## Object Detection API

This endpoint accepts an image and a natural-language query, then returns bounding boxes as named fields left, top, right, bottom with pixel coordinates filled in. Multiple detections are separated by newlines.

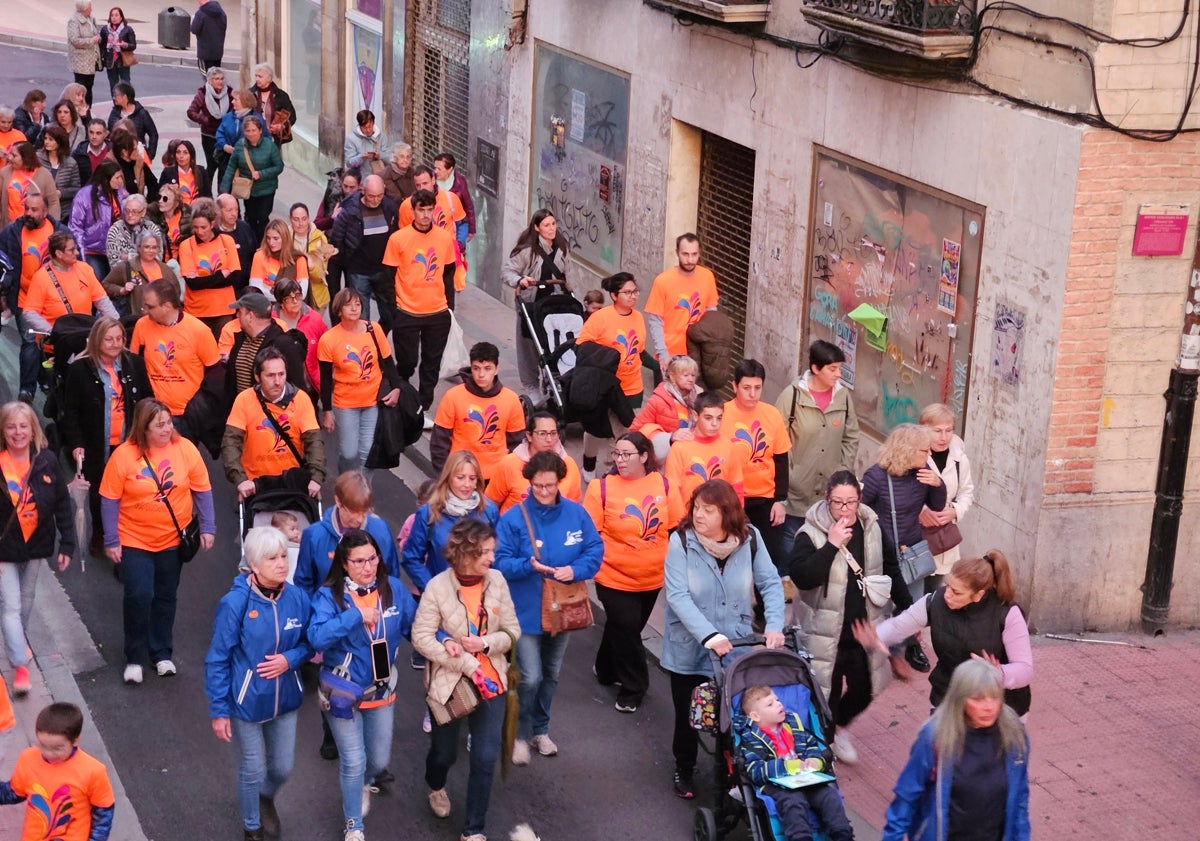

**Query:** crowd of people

left=0, top=24, right=1033, bottom=841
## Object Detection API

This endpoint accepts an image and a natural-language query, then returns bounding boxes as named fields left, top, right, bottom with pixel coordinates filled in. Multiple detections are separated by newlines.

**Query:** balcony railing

left=802, top=0, right=977, bottom=59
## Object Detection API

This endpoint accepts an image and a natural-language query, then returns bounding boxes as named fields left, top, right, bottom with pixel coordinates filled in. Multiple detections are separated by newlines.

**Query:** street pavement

left=2, top=30, right=1200, bottom=841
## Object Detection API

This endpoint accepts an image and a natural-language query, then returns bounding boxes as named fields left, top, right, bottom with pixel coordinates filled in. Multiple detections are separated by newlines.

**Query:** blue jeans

left=780, top=513, right=806, bottom=562
left=516, top=632, right=569, bottom=739
left=327, top=702, right=394, bottom=830
left=332, top=405, right=379, bottom=474
left=425, top=694, right=505, bottom=836
left=119, top=545, right=182, bottom=665
left=105, top=64, right=131, bottom=95
left=345, top=271, right=394, bottom=337
left=231, top=710, right=298, bottom=831
left=0, top=560, right=41, bottom=666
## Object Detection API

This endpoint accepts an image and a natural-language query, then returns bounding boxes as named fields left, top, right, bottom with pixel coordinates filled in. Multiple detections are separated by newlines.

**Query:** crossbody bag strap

left=140, top=453, right=185, bottom=541
left=242, top=142, right=257, bottom=178
left=886, top=474, right=902, bottom=550
left=788, top=385, right=799, bottom=429
left=254, top=388, right=304, bottom=468
left=516, top=501, right=542, bottom=565
left=44, top=266, right=75, bottom=314
left=364, top=322, right=389, bottom=396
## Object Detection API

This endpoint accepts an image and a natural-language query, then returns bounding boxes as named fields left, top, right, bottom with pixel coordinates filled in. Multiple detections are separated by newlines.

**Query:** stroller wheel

left=694, top=807, right=718, bottom=841
left=519, top=394, right=535, bottom=423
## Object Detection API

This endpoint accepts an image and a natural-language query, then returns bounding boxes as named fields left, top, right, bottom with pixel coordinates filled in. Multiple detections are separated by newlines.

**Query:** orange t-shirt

left=6, top=168, right=37, bottom=221
left=24, top=262, right=107, bottom=328
left=102, top=361, right=125, bottom=446
left=576, top=305, right=646, bottom=397
left=17, top=220, right=53, bottom=307
left=583, top=471, right=681, bottom=592
left=381, top=224, right=456, bottom=315
left=226, top=386, right=319, bottom=480
left=644, top=265, right=719, bottom=357
left=458, top=581, right=503, bottom=694
left=0, top=451, right=38, bottom=541
left=349, top=589, right=397, bottom=709
left=178, top=233, right=241, bottom=317
left=398, top=189, right=466, bottom=233
left=317, top=321, right=391, bottom=409
left=99, top=437, right=211, bottom=552
left=722, top=399, right=791, bottom=500
left=664, top=435, right=745, bottom=513
left=176, top=168, right=198, bottom=205
left=9, top=746, right=115, bottom=841
left=433, top=383, right=525, bottom=481
left=130, top=312, right=221, bottom=415
left=0, top=127, right=27, bottom=154
left=484, top=451, right=583, bottom=513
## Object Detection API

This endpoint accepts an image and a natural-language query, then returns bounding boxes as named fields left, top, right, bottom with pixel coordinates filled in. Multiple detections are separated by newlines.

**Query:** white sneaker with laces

left=422, top=710, right=432, bottom=733
left=582, top=469, right=595, bottom=483
left=511, top=739, right=531, bottom=766
left=344, top=829, right=366, bottom=841
left=155, top=659, right=177, bottom=676
left=530, top=734, right=558, bottom=756
left=831, top=732, right=858, bottom=765
left=123, top=664, right=143, bottom=684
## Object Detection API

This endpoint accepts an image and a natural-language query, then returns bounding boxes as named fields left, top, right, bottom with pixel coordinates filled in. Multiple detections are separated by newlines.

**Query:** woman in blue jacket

left=660, top=478, right=785, bottom=800
left=309, top=529, right=415, bottom=841
left=882, top=658, right=1031, bottom=841
left=493, top=451, right=603, bottom=765
left=205, top=526, right=312, bottom=841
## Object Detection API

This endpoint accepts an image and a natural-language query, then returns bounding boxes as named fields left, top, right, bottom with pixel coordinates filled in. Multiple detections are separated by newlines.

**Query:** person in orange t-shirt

left=398, top=165, right=466, bottom=237
left=430, top=342, right=525, bottom=482
left=99, top=399, right=214, bottom=682
left=381, top=189, right=456, bottom=412
left=178, top=197, right=241, bottom=338
left=222, top=348, right=325, bottom=500
left=485, top=411, right=582, bottom=513
left=22, top=231, right=118, bottom=334
left=722, top=359, right=792, bottom=566
left=0, top=108, right=27, bottom=155
left=644, top=233, right=719, bottom=365
left=1, top=702, right=116, bottom=841
left=249, top=218, right=309, bottom=298
left=4, top=192, right=63, bottom=402
left=129, top=278, right=221, bottom=417
left=664, top=392, right=745, bottom=516
left=582, top=431, right=682, bottom=712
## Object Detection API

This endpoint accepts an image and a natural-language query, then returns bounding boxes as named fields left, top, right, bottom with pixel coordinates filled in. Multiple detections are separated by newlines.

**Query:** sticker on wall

left=992, top=302, right=1025, bottom=386
left=938, top=238, right=960, bottom=316
left=570, top=89, right=586, bottom=142
left=550, top=116, right=566, bottom=161
left=835, top=320, right=858, bottom=390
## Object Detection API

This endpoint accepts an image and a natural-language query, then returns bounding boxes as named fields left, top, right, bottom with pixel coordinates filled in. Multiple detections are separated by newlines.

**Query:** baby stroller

left=41, top=313, right=95, bottom=455
left=694, top=628, right=836, bottom=841
left=518, top=283, right=584, bottom=414
left=238, top=486, right=322, bottom=583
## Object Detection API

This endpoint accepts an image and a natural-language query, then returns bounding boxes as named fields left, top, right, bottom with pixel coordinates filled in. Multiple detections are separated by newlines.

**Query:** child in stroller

left=736, top=685, right=855, bottom=841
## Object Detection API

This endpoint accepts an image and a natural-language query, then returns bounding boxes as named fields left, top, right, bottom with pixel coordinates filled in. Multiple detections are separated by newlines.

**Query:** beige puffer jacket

left=412, top=568, right=519, bottom=705
left=67, top=14, right=101, bottom=76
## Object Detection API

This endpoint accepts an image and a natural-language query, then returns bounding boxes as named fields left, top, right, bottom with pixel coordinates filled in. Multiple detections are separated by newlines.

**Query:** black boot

left=905, top=642, right=931, bottom=673
left=243, top=829, right=264, bottom=841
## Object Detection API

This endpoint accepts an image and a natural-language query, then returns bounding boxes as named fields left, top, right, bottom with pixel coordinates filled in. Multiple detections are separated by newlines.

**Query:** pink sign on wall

left=1133, top=204, right=1190, bottom=256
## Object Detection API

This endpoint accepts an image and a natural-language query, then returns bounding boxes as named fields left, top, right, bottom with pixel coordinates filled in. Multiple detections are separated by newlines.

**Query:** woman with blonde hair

left=59, top=82, right=92, bottom=123
left=881, top=658, right=1030, bottom=841
left=250, top=217, right=308, bottom=298
left=630, top=354, right=700, bottom=462
left=861, top=423, right=946, bottom=675
left=918, top=403, right=975, bottom=589
left=0, top=401, right=75, bottom=697
left=147, top=183, right=192, bottom=262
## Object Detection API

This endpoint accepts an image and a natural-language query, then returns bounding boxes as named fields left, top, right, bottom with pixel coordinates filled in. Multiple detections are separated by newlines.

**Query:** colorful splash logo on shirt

left=344, top=344, right=376, bottom=380
left=256, top=411, right=293, bottom=453
left=24, top=238, right=49, bottom=265
left=731, top=421, right=768, bottom=463
left=9, top=175, right=33, bottom=202
left=414, top=247, right=441, bottom=283
left=688, top=456, right=725, bottom=482
left=155, top=341, right=176, bottom=369
left=137, top=458, right=176, bottom=501
left=197, top=252, right=222, bottom=275
left=619, top=494, right=663, bottom=541
left=675, top=291, right=704, bottom=324
left=615, top=330, right=641, bottom=366
left=28, top=781, right=75, bottom=839
left=464, top=403, right=500, bottom=444
left=431, top=204, right=449, bottom=230
left=5, top=476, right=32, bottom=519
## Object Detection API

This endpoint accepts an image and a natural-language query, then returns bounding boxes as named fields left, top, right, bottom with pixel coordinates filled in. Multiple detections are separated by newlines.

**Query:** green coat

left=774, top=372, right=860, bottom=517
left=221, top=135, right=284, bottom=197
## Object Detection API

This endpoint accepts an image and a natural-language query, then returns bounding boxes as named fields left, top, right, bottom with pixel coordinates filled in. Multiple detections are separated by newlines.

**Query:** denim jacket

left=660, top=526, right=784, bottom=676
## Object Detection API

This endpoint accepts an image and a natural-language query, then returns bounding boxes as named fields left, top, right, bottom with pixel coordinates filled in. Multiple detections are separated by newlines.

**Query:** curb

left=0, top=30, right=241, bottom=71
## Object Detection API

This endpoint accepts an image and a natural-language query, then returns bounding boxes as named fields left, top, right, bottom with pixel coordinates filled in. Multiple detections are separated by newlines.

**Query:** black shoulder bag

left=140, top=454, right=202, bottom=562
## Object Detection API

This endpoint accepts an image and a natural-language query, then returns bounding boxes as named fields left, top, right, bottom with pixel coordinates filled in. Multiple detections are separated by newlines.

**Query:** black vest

left=927, top=587, right=1032, bottom=715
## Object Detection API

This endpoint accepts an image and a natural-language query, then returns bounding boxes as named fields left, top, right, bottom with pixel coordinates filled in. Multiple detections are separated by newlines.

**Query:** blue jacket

left=735, top=710, right=827, bottom=786
left=401, top=500, right=499, bottom=592
left=493, top=495, right=604, bottom=634
left=308, top=576, right=416, bottom=691
left=214, top=108, right=260, bottom=154
left=660, top=526, right=785, bottom=676
left=882, top=719, right=1031, bottom=841
left=204, top=575, right=312, bottom=723
left=294, top=507, right=400, bottom=594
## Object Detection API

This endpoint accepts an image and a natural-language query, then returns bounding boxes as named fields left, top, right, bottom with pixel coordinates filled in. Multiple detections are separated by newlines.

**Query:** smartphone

left=370, top=638, right=391, bottom=684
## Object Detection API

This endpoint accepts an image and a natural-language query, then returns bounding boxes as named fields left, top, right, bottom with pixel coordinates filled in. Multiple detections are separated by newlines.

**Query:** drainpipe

left=1140, top=249, right=1200, bottom=634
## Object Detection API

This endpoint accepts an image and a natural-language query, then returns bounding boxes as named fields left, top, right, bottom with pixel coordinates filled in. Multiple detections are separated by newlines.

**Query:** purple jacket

left=450, top=170, right=476, bottom=236
left=70, top=184, right=131, bottom=256
left=861, top=464, right=947, bottom=549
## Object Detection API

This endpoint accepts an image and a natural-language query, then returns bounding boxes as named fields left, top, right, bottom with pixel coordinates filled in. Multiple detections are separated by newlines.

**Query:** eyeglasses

left=284, top=291, right=303, bottom=300
left=611, top=450, right=639, bottom=460
left=617, top=288, right=639, bottom=297
left=346, top=553, right=379, bottom=567
left=530, top=482, right=559, bottom=492
left=530, top=429, right=559, bottom=439
left=828, top=498, right=859, bottom=509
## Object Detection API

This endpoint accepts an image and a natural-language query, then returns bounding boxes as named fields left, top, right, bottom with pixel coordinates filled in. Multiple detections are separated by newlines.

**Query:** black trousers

left=392, top=308, right=451, bottom=410
left=74, top=72, right=95, bottom=106
left=668, top=671, right=706, bottom=776
left=828, top=640, right=873, bottom=730
left=744, top=496, right=786, bottom=570
left=199, top=134, right=218, bottom=193
left=244, top=193, right=274, bottom=243
left=594, top=583, right=659, bottom=706
left=762, top=782, right=854, bottom=841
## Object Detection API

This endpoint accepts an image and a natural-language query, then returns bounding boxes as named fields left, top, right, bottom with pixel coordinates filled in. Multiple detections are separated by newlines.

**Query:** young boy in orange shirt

left=430, top=342, right=525, bottom=482
left=0, top=702, right=116, bottom=841
left=664, top=391, right=744, bottom=512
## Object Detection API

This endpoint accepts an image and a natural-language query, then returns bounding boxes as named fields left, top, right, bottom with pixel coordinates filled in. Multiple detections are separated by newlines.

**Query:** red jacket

left=630, top=382, right=694, bottom=439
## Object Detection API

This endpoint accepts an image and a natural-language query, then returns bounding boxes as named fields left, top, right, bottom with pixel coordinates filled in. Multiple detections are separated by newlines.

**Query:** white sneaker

left=123, top=664, right=143, bottom=684
left=361, top=784, right=378, bottom=817
left=344, top=829, right=365, bottom=841
left=422, top=710, right=432, bottom=733
left=155, top=659, right=177, bottom=676
left=582, top=469, right=595, bottom=483
left=530, top=734, right=558, bottom=756
left=831, top=732, right=858, bottom=765
left=511, top=738, right=531, bottom=766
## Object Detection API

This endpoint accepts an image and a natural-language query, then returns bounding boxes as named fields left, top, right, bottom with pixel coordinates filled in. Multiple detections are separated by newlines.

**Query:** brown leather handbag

left=518, top=502, right=594, bottom=635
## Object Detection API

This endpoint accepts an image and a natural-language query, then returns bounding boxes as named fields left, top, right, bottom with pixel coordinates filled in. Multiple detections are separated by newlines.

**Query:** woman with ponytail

left=854, top=549, right=1033, bottom=716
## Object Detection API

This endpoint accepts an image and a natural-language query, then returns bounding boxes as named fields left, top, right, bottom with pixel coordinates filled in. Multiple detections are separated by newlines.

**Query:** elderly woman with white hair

left=185, top=66, right=230, bottom=193
left=102, top=230, right=177, bottom=317
left=250, top=63, right=296, bottom=147
left=382, top=142, right=414, bottom=203
left=630, top=354, right=701, bottom=462
left=66, top=1, right=102, bottom=107
left=105, top=192, right=162, bottom=267
left=205, top=526, right=312, bottom=841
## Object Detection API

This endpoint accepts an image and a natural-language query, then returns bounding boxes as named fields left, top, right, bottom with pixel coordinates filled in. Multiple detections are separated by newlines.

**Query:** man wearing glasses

left=485, top=411, right=583, bottom=512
